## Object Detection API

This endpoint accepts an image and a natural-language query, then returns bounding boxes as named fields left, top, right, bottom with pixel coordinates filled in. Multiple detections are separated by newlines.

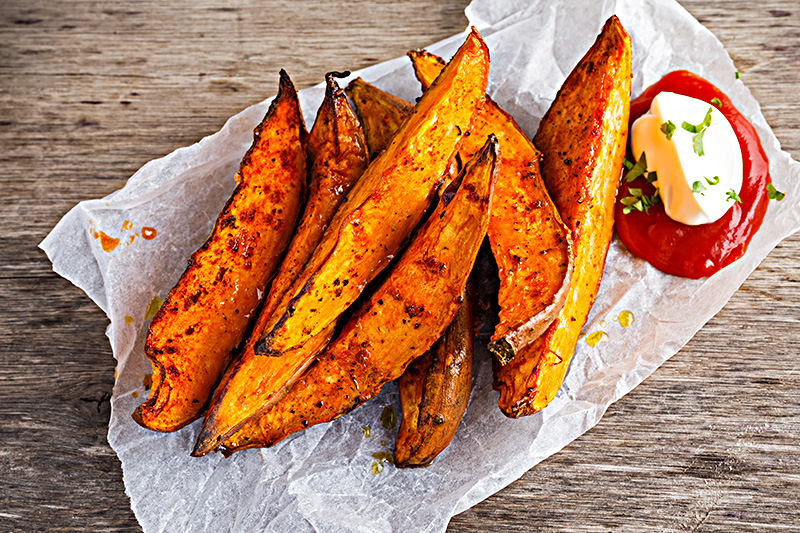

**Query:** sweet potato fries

left=135, top=18, right=632, bottom=463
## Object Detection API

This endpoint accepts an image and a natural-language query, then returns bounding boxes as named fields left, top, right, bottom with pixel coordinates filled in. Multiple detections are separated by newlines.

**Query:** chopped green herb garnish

left=705, top=175, right=720, bottom=186
left=692, top=127, right=707, bottom=156
left=362, top=426, right=371, bottom=438
left=767, top=183, right=785, bottom=201
left=701, top=108, right=713, bottom=128
left=624, top=152, right=648, bottom=182
left=735, top=71, right=741, bottom=79
left=660, top=120, right=676, bottom=140
left=681, top=108, right=713, bottom=156
left=620, top=195, right=639, bottom=207
left=681, top=108, right=712, bottom=133
left=621, top=186, right=660, bottom=215
left=711, top=97, right=722, bottom=108
left=726, top=189, right=742, bottom=203
left=691, top=181, right=707, bottom=195
left=646, top=171, right=658, bottom=184
left=622, top=157, right=634, bottom=171
left=621, top=201, right=642, bottom=215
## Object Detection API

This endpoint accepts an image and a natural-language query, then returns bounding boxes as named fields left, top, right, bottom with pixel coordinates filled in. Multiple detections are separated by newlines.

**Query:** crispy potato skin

left=345, top=78, right=413, bottom=158
left=132, top=71, right=306, bottom=432
left=395, top=281, right=476, bottom=468
left=493, top=16, right=631, bottom=417
left=192, top=31, right=490, bottom=455
left=408, top=49, right=573, bottom=364
left=253, top=29, right=489, bottom=359
left=408, top=49, right=446, bottom=92
left=262, top=72, right=369, bottom=327
left=216, top=80, right=411, bottom=454
left=191, top=74, right=367, bottom=455
left=217, top=137, right=499, bottom=455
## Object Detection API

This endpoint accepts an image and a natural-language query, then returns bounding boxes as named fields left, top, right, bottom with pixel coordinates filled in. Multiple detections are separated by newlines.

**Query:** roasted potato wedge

left=214, top=136, right=499, bottom=455
left=261, top=71, right=369, bottom=327
left=408, top=49, right=573, bottom=364
left=253, top=29, right=490, bottom=359
left=345, top=77, right=413, bottom=158
left=493, top=15, right=632, bottom=417
left=395, top=280, right=476, bottom=468
left=132, top=71, right=307, bottom=432
left=192, top=30, right=490, bottom=455
left=192, top=72, right=368, bottom=456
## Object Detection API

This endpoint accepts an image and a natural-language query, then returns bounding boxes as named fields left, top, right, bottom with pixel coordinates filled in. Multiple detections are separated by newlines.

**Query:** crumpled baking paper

left=40, top=0, right=800, bottom=531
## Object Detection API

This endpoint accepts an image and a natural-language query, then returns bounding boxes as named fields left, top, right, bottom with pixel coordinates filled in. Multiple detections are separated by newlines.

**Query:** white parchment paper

left=40, top=0, right=800, bottom=531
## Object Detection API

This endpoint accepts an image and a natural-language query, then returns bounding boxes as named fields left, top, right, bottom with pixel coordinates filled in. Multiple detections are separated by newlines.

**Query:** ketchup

left=614, top=70, right=770, bottom=279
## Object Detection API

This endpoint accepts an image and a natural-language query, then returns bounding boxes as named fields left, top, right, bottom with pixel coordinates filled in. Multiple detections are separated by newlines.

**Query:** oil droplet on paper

left=381, top=405, right=397, bottom=429
left=142, top=226, right=158, bottom=240
left=362, top=426, right=371, bottom=438
left=370, top=451, right=394, bottom=475
left=586, top=331, right=608, bottom=347
left=619, top=310, right=634, bottom=328
left=142, top=374, right=152, bottom=390
left=121, top=220, right=133, bottom=231
left=132, top=391, right=139, bottom=398
left=124, top=315, right=134, bottom=325
left=372, top=451, right=394, bottom=464
left=145, top=296, right=162, bottom=320
left=600, top=320, right=607, bottom=327
left=99, top=231, right=120, bottom=252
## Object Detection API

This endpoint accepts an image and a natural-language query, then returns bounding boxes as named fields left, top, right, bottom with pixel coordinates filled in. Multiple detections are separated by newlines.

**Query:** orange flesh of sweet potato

left=191, top=73, right=368, bottom=455
left=345, top=78, right=413, bottom=158
left=216, top=137, right=498, bottom=455
left=395, top=281, right=476, bottom=468
left=192, top=30, right=490, bottom=455
left=408, top=49, right=573, bottom=364
left=492, top=15, right=632, bottom=417
left=214, top=80, right=414, bottom=454
left=132, top=71, right=307, bottom=432
left=253, top=29, right=489, bottom=358
left=261, top=72, right=369, bottom=327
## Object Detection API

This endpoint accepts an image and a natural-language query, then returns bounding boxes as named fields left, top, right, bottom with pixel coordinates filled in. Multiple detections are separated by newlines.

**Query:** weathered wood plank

left=0, top=1, right=797, bottom=531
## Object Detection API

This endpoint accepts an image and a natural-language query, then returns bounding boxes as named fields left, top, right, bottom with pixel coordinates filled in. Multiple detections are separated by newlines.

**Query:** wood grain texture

left=0, top=1, right=797, bottom=531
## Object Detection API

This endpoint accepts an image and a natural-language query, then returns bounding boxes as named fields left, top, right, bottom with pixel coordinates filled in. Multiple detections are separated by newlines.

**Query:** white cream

left=631, top=91, right=743, bottom=226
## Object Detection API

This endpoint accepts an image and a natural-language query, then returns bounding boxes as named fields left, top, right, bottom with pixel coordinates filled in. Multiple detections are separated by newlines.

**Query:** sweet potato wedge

left=493, top=15, right=632, bottom=417
left=261, top=71, right=369, bottom=327
left=408, top=49, right=573, bottom=364
left=253, top=29, right=489, bottom=359
left=347, top=78, right=464, bottom=188
left=395, top=280, right=476, bottom=468
left=191, top=72, right=368, bottom=455
left=345, top=77, right=412, bottom=158
left=132, top=71, right=306, bottom=432
left=192, top=30, right=490, bottom=455
left=213, top=136, right=499, bottom=455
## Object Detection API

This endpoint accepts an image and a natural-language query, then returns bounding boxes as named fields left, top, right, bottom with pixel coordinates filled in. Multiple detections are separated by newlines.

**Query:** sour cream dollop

left=631, top=91, right=743, bottom=226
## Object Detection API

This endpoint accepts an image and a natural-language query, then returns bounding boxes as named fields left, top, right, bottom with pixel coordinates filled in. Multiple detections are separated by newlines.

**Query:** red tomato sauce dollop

left=614, top=70, right=770, bottom=279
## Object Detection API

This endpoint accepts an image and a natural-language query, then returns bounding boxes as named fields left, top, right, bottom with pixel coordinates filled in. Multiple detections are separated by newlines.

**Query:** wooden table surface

left=2, top=1, right=798, bottom=531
